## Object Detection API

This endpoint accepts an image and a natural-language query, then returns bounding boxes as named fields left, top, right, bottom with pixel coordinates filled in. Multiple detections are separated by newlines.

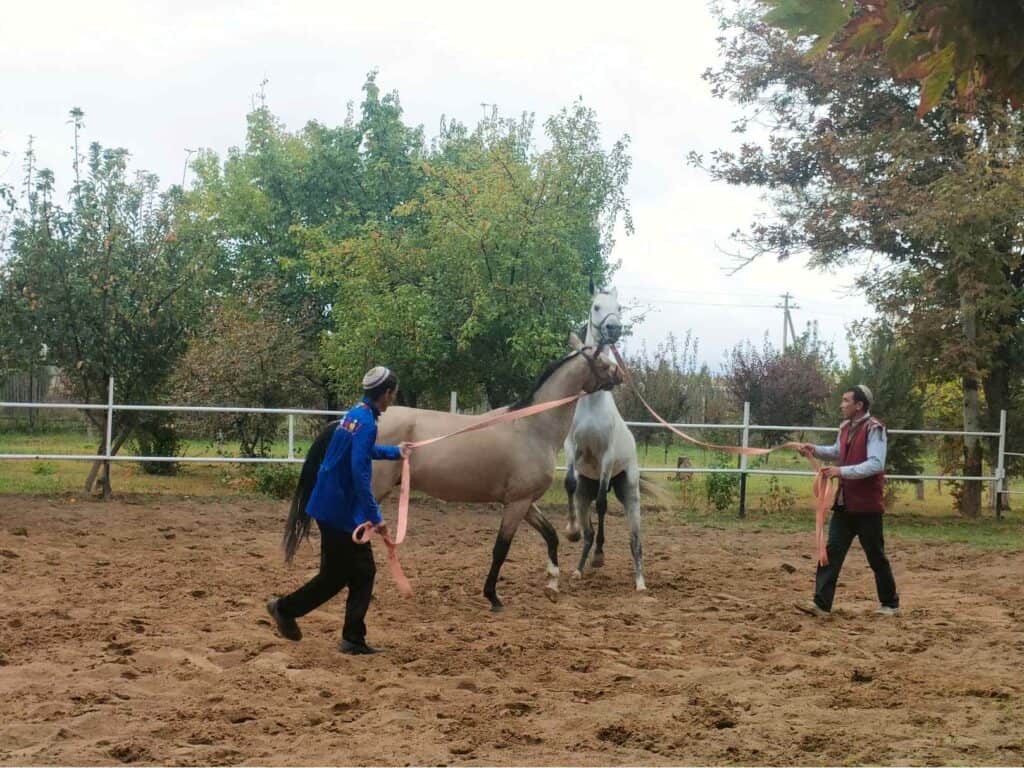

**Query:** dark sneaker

left=339, top=639, right=379, bottom=655
left=266, top=597, right=302, bottom=641
left=794, top=600, right=830, bottom=618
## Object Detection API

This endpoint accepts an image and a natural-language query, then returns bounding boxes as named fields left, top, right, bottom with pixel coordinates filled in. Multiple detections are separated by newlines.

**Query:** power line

left=628, top=296, right=867, bottom=319
left=618, top=284, right=869, bottom=310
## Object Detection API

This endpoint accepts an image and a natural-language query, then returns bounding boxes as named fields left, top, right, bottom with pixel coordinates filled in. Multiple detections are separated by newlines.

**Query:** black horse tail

left=282, top=419, right=338, bottom=564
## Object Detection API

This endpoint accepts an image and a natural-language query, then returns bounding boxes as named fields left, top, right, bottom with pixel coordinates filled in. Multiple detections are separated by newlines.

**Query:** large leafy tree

left=181, top=72, right=426, bottom=410
left=1, top=111, right=208, bottom=496
left=761, top=0, right=1024, bottom=116
left=695, top=1, right=1024, bottom=515
left=317, top=102, right=632, bottom=407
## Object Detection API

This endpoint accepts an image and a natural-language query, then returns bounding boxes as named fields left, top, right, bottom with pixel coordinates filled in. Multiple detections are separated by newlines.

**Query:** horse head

left=588, top=283, right=623, bottom=345
left=569, top=332, right=622, bottom=393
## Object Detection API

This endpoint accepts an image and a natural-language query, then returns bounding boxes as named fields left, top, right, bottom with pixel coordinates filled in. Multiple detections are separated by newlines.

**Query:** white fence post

left=738, top=401, right=750, bottom=517
left=995, top=409, right=1007, bottom=518
left=105, top=376, right=114, bottom=460
left=450, top=391, right=457, bottom=414
left=287, top=414, right=295, bottom=461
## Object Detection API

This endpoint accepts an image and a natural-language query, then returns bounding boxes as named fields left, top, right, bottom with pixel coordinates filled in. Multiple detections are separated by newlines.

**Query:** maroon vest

left=838, top=417, right=886, bottom=513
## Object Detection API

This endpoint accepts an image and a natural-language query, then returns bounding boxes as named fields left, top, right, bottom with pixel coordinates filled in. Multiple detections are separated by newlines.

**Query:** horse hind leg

left=572, top=475, right=599, bottom=580
left=592, top=475, right=611, bottom=569
left=564, top=463, right=581, bottom=542
left=613, top=470, right=646, bottom=591
left=527, top=504, right=560, bottom=602
left=483, top=500, right=530, bottom=611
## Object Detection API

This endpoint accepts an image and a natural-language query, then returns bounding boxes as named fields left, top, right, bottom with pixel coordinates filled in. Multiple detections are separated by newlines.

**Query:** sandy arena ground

left=1, top=495, right=1022, bottom=766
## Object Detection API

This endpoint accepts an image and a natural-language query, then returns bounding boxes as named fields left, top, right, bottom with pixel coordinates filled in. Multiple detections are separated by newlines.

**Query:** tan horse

left=371, top=336, right=621, bottom=610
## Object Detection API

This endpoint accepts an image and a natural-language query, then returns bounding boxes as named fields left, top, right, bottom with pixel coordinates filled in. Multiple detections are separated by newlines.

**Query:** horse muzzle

left=600, top=324, right=622, bottom=344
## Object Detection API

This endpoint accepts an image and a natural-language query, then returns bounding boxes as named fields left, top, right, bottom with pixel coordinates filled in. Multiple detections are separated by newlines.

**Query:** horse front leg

left=483, top=500, right=530, bottom=612
left=527, top=503, right=560, bottom=601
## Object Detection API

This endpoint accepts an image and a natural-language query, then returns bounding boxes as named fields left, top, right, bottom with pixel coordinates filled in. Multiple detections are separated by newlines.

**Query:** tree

left=316, top=101, right=632, bottom=407
left=171, top=293, right=319, bottom=457
left=3, top=110, right=208, bottom=496
left=761, top=0, right=1024, bottom=116
left=695, top=1, right=1024, bottom=515
left=181, top=72, right=427, bottom=411
left=723, top=326, right=835, bottom=445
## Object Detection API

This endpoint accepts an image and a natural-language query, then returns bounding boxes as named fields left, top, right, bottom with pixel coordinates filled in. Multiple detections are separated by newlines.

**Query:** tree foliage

left=1, top=111, right=208, bottom=495
left=761, top=0, right=1024, bottom=116
left=180, top=73, right=428, bottom=409
left=171, top=292, right=319, bottom=457
left=315, top=100, right=632, bottom=407
left=697, top=1, right=1024, bottom=514
left=180, top=75, right=630, bottom=409
left=613, top=332, right=732, bottom=454
left=724, top=326, right=836, bottom=445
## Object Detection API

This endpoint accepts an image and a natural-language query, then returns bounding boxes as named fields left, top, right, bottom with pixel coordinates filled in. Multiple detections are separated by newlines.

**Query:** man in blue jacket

left=267, top=366, right=408, bottom=655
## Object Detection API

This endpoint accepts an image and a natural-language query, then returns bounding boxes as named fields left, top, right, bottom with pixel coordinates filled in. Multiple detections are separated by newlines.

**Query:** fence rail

left=0, top=378, right=1013, bottom=514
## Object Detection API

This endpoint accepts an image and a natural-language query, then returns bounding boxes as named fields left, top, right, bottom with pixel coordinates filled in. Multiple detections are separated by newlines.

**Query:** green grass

left=2, top=428, right=1022, bottom=551
left=0, top=429, right=304, bottom=497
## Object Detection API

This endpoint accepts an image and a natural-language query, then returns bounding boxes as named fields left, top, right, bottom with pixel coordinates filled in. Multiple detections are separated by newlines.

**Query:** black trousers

left=814, top=507, right=899, bottom=611
left=277, top=520, right=376, bottom=644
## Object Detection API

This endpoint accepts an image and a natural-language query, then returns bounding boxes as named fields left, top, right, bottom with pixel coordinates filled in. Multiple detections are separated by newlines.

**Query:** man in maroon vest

left=795, top=385, right=900, bottom=618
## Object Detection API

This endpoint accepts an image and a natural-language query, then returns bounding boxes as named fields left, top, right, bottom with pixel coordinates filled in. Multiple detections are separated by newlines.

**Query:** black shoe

left=266, top=597, right=302, bottom=641
left=794, top=599, right=830, bottom=618
left=339, top=639, right=379, bottom=655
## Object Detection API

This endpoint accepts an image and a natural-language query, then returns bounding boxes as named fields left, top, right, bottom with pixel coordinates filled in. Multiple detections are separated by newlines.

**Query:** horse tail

left=282, top=420, right=337, bottom=564
left=638, top=474, right=674, bottom=509
left=564, top=461, right=577, bottom=499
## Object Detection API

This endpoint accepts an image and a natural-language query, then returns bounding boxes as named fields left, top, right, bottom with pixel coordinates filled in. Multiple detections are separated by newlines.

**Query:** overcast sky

left=1, top=0, right=874, bottom=369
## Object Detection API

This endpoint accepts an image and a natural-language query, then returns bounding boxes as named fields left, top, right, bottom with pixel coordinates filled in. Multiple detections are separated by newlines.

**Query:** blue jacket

left=305, top=397, right=402, bottom=533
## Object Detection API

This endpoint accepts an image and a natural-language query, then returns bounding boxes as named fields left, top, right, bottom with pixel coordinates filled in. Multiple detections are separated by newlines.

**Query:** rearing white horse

left=564, top=283, right=646, bottom=591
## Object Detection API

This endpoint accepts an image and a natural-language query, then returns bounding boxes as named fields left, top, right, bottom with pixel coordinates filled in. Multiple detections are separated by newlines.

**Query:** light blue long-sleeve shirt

left=812, top=413, right=887, bottom=479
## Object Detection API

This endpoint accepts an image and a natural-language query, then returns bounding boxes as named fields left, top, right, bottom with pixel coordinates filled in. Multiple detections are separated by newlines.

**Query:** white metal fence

left=0, top=377, right=1014, bottom=512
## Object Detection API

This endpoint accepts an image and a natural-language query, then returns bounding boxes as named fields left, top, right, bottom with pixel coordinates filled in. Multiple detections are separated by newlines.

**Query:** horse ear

left=568, top=331, right=584, bottom=350
left=588, top=276, right=596, bottom=296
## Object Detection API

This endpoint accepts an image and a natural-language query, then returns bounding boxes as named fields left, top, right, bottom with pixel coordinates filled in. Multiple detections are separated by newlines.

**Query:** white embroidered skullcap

left=361, top=366, right=393, bottom=390
left=854, top=384, right=873, bottom=406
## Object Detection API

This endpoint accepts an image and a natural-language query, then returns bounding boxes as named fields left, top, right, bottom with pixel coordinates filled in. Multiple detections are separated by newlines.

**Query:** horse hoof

left=592, top=553, right=605, bottom=568
left=490, top=603, right=505, bottom=613
left=544, top=585, right=559, bottom=603
left=571, top=569, right=582, bottom=580
left=566, top=529, right=581, bottom=543
left=635, top=581, right=647, bottom=592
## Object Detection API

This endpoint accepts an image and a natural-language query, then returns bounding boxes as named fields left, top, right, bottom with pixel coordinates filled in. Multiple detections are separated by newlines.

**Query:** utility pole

left=182, top=148, right=195, bottom=188
left=778, top=292, right=799, bottom=351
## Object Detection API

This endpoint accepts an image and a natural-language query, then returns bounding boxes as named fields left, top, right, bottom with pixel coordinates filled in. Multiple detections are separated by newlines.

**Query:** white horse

left=563, top=284, right=646, bottom=591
